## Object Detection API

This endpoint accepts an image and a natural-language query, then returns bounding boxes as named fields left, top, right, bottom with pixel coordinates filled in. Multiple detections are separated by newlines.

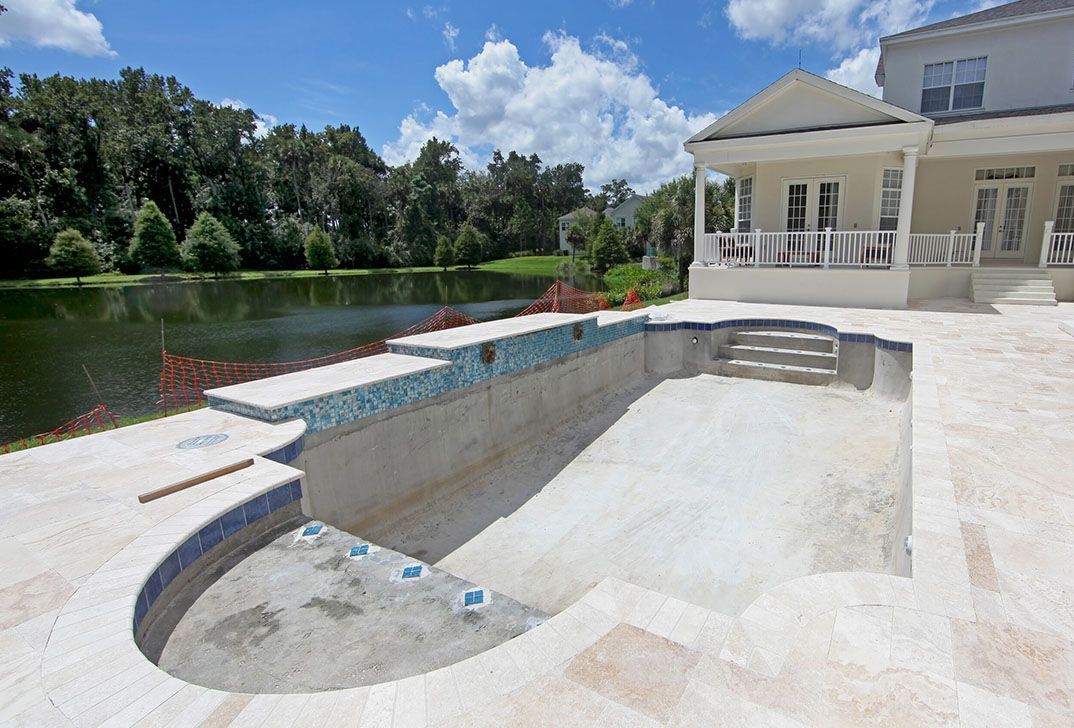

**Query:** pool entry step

left=715, top=330, right=838, bottom=386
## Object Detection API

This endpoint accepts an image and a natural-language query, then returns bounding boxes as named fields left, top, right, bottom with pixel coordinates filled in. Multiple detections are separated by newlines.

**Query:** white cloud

left=383, top=32, right=717, bottom=192
left=0, top=0, right=115, bottom=57
left=725, top=0, right=935, bottom=97
left=219, top=98, right=277, bottom=139
left=726, top=0, right=933, bottom=52
left=825, top=47, right=882, bottom=95
left=485, top=24, right=501, bottom=42
left=442, top=21, right=459, bottom=51
left=971, top=0, right=1005, bottom=10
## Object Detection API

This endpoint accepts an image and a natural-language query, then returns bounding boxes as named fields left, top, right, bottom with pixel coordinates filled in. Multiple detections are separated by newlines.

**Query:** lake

left=0, top=271, right=593, bottom=444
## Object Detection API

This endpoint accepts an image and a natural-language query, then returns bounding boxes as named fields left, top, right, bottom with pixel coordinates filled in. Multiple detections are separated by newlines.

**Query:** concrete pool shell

left=128, top=310, right=913, bottom=694
left=14, top=300, right=1074, bottom=725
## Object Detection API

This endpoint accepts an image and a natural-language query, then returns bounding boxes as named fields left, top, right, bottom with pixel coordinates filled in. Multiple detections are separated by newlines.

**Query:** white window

left=1057, top=164, right=1074, bottom=234
left=975, top=166, right=1035, bottom=180
left=878, top=168, right=902, bottom=231
left=736, top=176, right=753, bottom=232
left=560, top=221, right=570, bottom=231
left=617, top=217, right=626, bottom=228
left=921, top=57, right=986, bottom=113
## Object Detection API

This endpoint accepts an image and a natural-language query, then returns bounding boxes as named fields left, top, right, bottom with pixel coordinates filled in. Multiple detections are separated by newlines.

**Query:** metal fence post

left=1039, top=220, right=1054, bottom=268
left=946, top=230, right=956, bottom=267
left=823, top=227, right=832, bottom=268
left=973, top=222, right=985, bottom=268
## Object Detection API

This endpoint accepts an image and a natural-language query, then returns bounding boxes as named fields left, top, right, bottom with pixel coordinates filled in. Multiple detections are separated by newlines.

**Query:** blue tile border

left=644, top=318, right=911, bottom=353
left=210, top=316, right=647, bottom=434
left=265, top=437, right=304, bottom=465
left=134, top=479, right=302, bottom=631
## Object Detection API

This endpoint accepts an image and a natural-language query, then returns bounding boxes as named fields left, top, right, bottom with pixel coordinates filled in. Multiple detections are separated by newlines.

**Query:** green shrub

left=454, top=224, right=482, bottom=269
left=129, top=200, right=180, bottom=271
left=46, top=228, right=101, bottom=284
left=434, top=235, right=456, bottom=270
left=181, top=212, right=241, bottom=277
left=602, top=263, right=679, bottom=305
left=304, top=227, right=338, bottom=274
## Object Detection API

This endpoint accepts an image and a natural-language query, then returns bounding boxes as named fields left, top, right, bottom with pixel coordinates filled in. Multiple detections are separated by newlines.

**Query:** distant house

left=557, top=194, right=648, bottom=253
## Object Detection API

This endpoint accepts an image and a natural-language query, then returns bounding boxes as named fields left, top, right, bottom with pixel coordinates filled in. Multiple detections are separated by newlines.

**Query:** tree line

left=0, top=65, right=733, bottom=280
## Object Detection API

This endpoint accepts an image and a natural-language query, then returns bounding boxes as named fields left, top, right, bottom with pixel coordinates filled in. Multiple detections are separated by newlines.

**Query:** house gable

left=688, top=70, right=928, bottom=144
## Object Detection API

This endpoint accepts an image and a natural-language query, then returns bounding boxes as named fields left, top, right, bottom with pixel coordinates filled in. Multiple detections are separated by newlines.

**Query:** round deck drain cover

left=176, top=433, right=229, bottom=449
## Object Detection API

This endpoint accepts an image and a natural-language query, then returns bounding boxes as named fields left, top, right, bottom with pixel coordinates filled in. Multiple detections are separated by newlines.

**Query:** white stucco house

left=557, top=194, right=648, bottom=253
left=686, top=0, right=1074, bottom=307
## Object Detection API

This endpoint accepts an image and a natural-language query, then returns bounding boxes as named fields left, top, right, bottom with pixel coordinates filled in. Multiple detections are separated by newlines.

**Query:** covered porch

left=683, top=70, right=1074, bottom=305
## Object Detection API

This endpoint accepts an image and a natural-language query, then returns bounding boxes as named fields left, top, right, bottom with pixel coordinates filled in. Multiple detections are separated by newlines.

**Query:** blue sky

left=1, top=0, right=995, bottom=190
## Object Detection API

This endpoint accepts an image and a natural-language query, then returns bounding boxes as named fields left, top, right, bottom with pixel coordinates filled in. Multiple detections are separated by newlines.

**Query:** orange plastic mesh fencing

left=515, top=280, right=601, bottom=316
left=621, top=288, right=643, bottom=310
left=159, top=306, right=480, bottom=410
left=1, top=404, right=118, bottom=454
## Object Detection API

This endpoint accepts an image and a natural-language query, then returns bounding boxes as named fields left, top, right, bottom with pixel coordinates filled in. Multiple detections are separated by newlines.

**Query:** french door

left=781, top=177, right=845, bottom=262
left=781, top=177, right=845, bottom=232
left=972, top=181, right=1032, bottom=260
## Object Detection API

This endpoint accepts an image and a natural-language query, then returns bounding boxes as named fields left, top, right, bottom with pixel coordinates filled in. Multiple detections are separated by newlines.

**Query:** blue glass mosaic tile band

left=133, top=479, right=302, bottom=630
left=209, top=316, right=646, bottom=434
left=644, top=318, right=912, bottom=353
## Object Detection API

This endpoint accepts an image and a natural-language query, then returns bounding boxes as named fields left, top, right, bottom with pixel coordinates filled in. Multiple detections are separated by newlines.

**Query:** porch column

left=692, top=165, right=706, bottom=266
left=891, top=147, right=918, bottom=270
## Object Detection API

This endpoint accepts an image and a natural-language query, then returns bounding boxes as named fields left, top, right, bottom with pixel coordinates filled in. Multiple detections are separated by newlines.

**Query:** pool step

left=712, top=329, right=838, bottom=386
left=718, top=359, right=837, bottom=386
left=718, top=344, right=837, bottom=370
left=734, top=330, right=835, bottom=353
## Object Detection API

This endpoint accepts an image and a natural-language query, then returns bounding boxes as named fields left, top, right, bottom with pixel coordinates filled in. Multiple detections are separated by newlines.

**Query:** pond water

left=0, top=271, right=593, bottom=443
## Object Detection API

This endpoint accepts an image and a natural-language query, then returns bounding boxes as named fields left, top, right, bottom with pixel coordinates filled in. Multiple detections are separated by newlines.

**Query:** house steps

left=712, top=330, right=837, bottom=386
left=971, top=269, right=1057, bottom=306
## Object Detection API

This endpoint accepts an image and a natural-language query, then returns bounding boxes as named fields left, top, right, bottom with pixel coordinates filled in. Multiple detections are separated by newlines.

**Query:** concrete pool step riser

left=713, top=359, right=837, bottom=386
left=718, top=344, right=837, bottom=370
left=734, top=331, right=835, bottom=353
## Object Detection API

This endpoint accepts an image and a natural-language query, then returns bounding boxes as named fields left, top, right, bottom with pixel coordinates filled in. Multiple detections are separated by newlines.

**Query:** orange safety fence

left=4, top=280, right=630, bottom=451
left=0, top=404, right=118, bottom=454
left=159, top=305, right=482, bottom=411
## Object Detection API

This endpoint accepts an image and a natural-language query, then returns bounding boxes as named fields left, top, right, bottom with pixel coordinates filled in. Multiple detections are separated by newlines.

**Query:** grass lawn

left=474, top=255, right=567, bottom=276
left=0, top=257, right=576, bottom=290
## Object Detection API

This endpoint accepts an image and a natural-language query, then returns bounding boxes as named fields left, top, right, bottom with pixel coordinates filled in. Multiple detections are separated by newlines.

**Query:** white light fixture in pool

left=904, top=535, right=913, bottom=555
left=692, top=336, right=699, bottom=345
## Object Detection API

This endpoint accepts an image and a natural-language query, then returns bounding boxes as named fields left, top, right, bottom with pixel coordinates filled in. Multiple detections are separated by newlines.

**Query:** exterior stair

left=971, top=268, right=1057, bottom=305
left=714, top=330, right=837, bottom=386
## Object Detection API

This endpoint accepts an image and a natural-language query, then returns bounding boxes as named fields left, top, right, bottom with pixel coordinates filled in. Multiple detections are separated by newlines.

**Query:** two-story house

left=685, top=0, right=1074, bottom=307
left=557, top=194, right=648, bottom=253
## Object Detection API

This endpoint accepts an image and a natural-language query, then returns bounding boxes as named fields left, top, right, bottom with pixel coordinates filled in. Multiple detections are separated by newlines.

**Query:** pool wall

left=294, top=316, right=648, bottom=534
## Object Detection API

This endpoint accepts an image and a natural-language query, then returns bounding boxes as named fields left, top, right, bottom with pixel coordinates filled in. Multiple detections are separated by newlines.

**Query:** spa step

left=716, top=359, right=837, bottom=387
left=718, top=344, right=837, bottom=370
left=733, top=330, right=835, bottom=353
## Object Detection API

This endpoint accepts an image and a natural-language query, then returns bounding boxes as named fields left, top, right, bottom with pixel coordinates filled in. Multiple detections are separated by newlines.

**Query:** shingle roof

left=882, top=0, right=1074, bottom=42
left=931, top=102, right=1074, bottom=124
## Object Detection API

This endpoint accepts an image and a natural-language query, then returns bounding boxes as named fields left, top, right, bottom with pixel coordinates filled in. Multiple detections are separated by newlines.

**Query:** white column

left=1039, top=220, right=1055, bottom=268
left=891, top=147, right=918, bottom=271
left=692, top=166, right=706, bottom=266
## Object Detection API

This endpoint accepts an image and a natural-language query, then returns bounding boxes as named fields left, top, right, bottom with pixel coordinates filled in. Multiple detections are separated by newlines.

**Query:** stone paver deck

left=1, top=298, right=1072, bottom=726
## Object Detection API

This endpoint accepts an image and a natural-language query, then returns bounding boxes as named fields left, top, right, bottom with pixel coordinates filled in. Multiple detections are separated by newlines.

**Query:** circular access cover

left=176, top=433, right=229, bottom=450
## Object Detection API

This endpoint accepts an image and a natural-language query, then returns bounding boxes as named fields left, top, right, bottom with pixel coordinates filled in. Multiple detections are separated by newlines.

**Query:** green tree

left=454, top=224, right=482, bottom=269
left=433, top=234, right=455, bottom=270
left=46, top=227, right=100, bottom=284
left=181, top=212, right=240, bottom=277
left=128, top=200, right=180, bottom=271
left=304, top=226, right=337, bottom=274
left=590, top=217, right=629, bottom=275
left=600, top=178, right=635, bottom=209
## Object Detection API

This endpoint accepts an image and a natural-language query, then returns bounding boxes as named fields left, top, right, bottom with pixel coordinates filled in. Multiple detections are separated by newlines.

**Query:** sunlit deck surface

left=1, top=298, right=1073, bottom=726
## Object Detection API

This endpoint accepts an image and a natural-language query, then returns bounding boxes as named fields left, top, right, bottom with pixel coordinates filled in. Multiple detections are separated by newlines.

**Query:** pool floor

left=382, top=373, right=906, bottom=615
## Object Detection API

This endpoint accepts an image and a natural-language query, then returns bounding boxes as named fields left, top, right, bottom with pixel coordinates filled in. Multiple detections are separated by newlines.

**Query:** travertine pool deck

left=1, top=298, right=1073, bottom=726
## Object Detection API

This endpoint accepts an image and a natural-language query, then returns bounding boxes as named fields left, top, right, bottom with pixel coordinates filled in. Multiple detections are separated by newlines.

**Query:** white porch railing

left=1039, top=221, right=1074, bottom=266
left=907, top=231, right=978, bottom=266
left=698, top=224, right=988, bottom=268
left=701, top=229, right=896, bottom=268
